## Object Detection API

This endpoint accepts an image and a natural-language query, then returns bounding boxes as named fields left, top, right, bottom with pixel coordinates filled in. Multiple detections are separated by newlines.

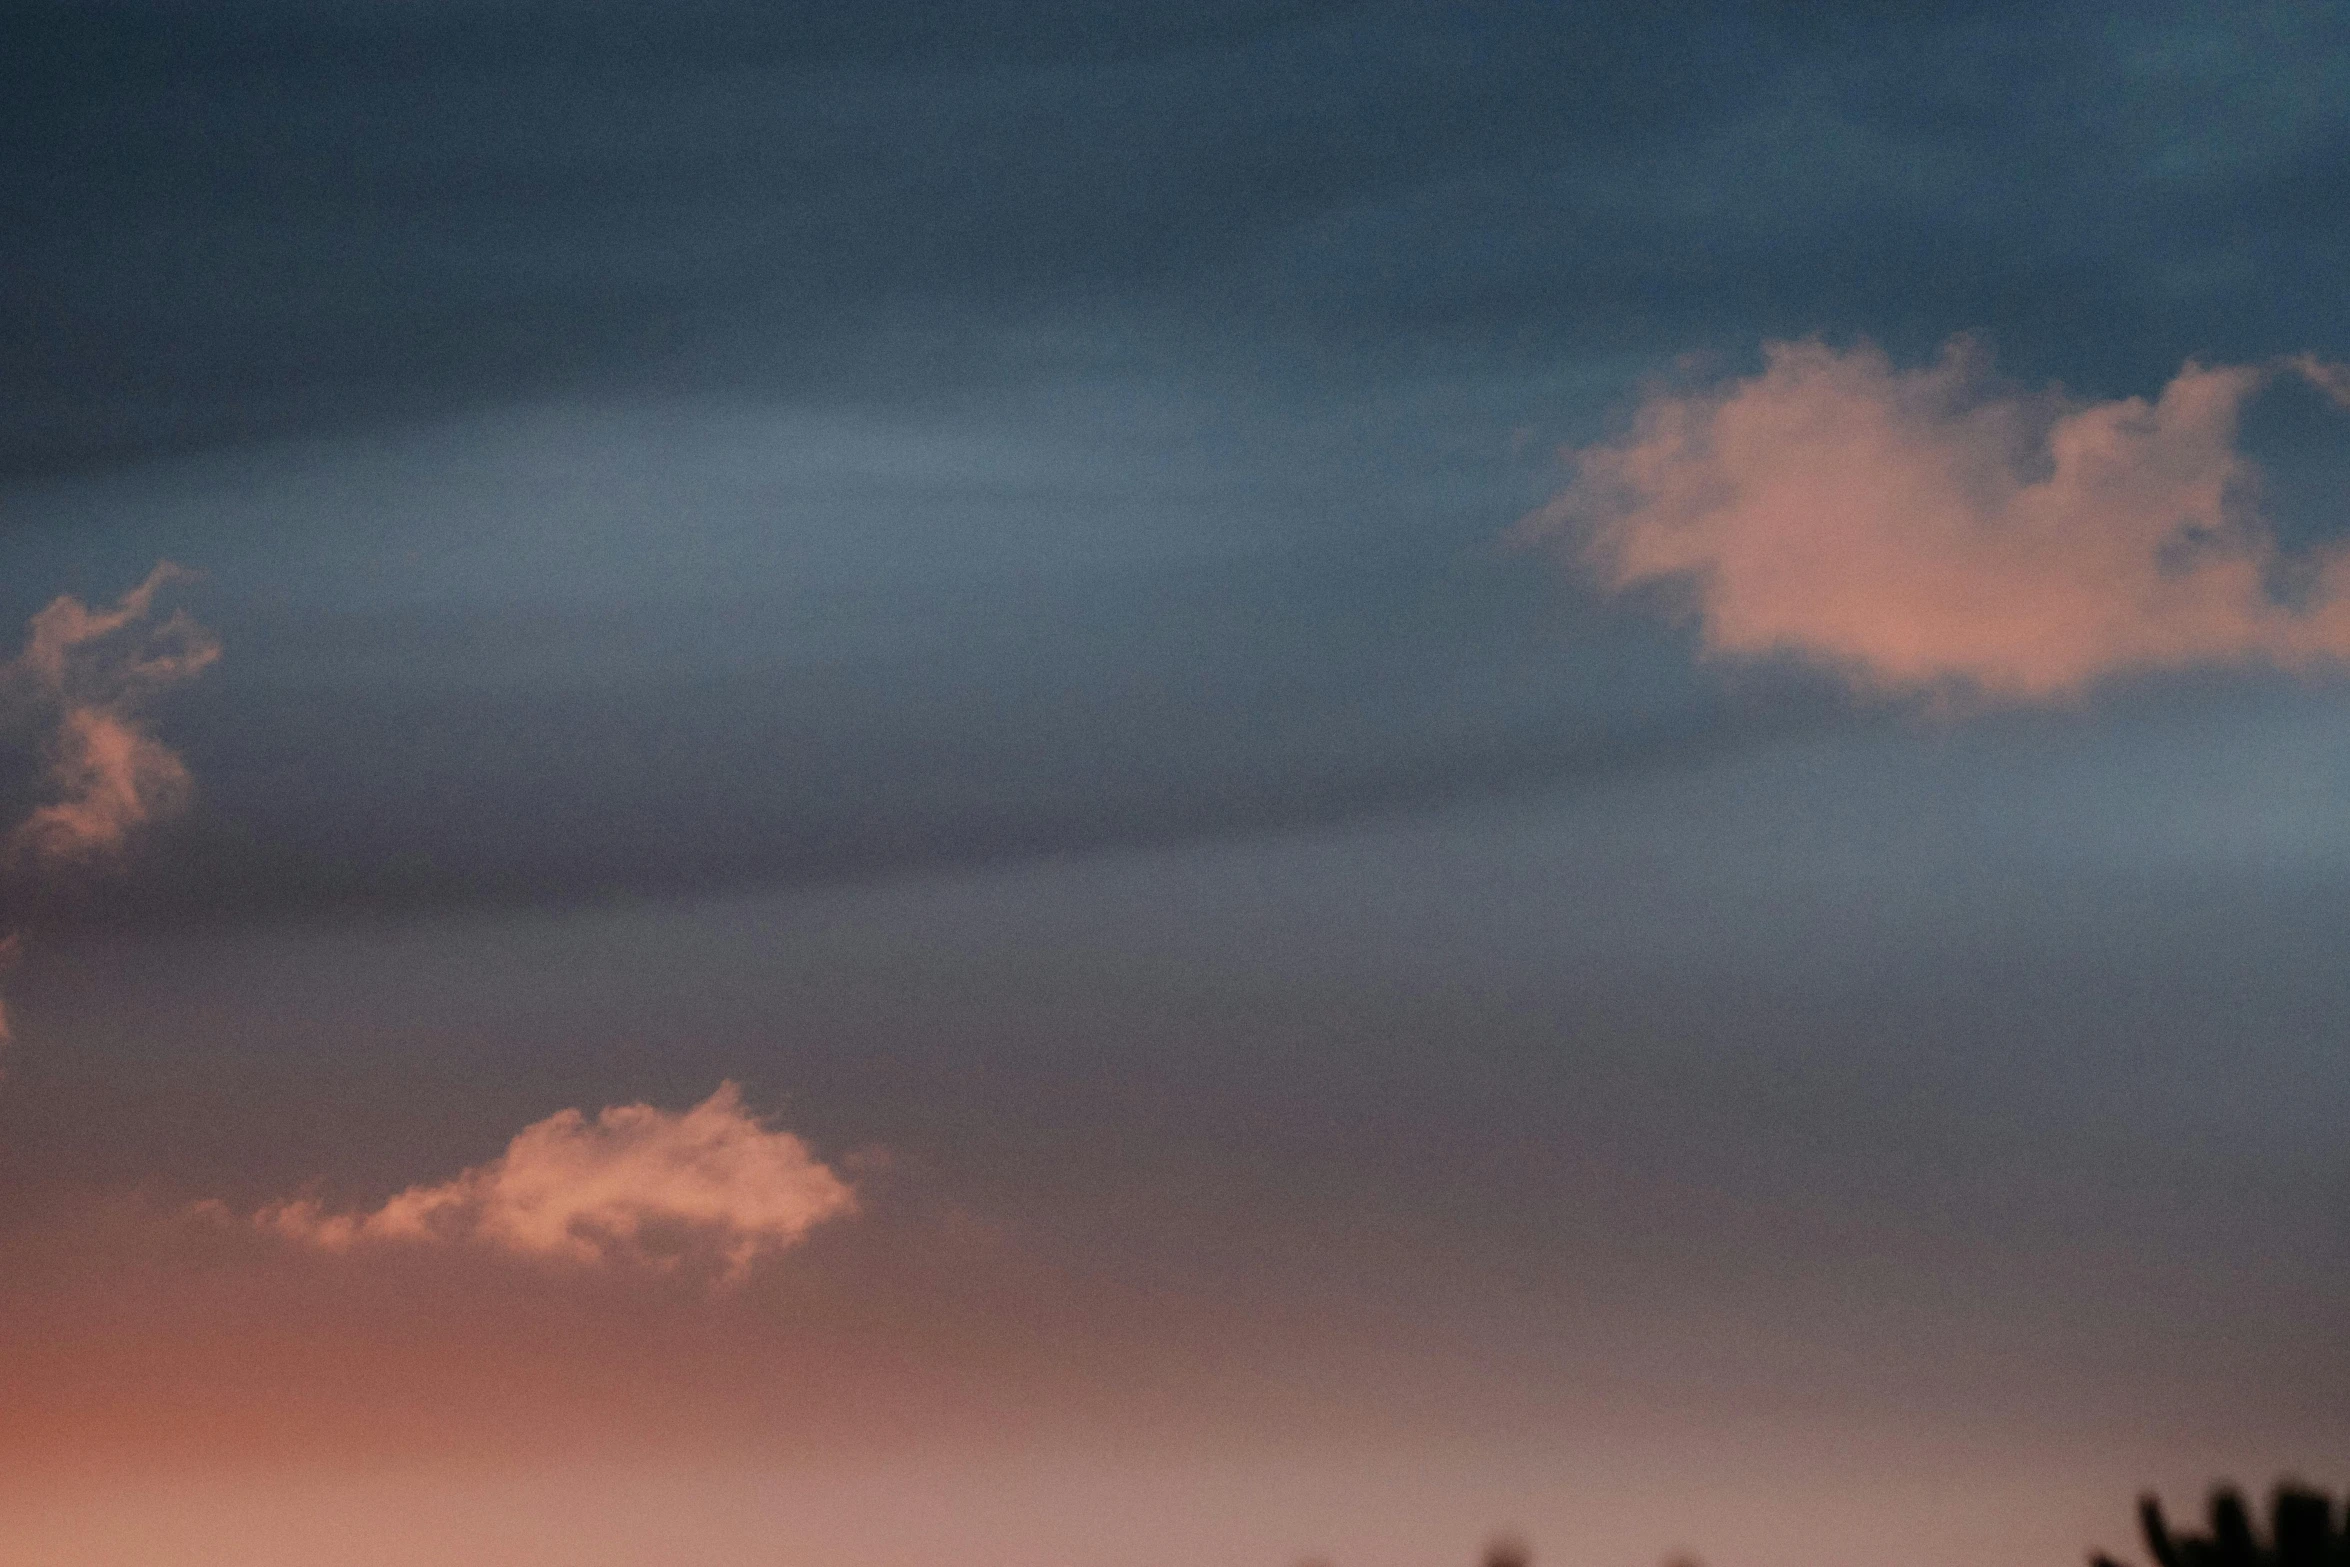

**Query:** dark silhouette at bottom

left=1481, top=1536, right=1532, bottom=1567
left=2094, top=1484, right=2350, bottom=1567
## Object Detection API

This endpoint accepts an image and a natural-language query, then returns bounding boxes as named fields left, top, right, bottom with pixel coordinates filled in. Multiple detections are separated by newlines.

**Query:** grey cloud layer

left=0, top=345, right=1759, bottom=932
left=3, top=2, right=2347, bottom=933
left=6, top=2, right=2347, bottom=474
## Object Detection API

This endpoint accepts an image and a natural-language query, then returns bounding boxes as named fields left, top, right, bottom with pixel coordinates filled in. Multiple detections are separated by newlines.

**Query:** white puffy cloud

left=252, top=1083, right=859, bottom=1285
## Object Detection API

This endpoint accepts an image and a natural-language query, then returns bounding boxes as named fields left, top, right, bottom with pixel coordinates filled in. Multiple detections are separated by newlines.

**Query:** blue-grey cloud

left=6, top=3, right=2345, bottom=474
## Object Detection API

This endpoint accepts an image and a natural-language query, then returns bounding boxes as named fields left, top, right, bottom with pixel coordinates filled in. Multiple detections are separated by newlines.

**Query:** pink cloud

left=1522, top=341, right=2350, bottom=702
left=13, top=708, right=195, bottom=864
left=0, top=565, right=216, bottom=1052
left=2291, top=353, right=2350, bottom=409
left=251, top=1083, right=859, bottom=1285
left=4, top=562, right=219, bottom=862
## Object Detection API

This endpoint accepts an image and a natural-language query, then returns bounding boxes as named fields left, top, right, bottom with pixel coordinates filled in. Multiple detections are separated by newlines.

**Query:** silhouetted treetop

left=1481, top=1534, right=1531, bottom=1567
left=2093, top=1484, right=2350, bottom=1567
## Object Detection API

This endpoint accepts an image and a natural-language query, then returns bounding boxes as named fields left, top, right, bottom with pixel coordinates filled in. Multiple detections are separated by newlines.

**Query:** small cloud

left=0, top=565, right=216, bottom=1058
left=1522, top=341, right=2350, bottom=703
left=251, top=1083, right=860, bottom=1285
left=4, top=562, right=219, bottom=862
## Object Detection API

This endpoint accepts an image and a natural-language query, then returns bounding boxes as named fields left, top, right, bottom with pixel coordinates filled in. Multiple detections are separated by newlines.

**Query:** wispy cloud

left=2292, top=353, right=2350, bottom=410
left=247, top=1083, right=859, bottom=1285
left=0, top=565, right=217, bottom=1050
left=1525, top=342, right=2350, bottom=703
left=4, top=562, right=219, bottom=862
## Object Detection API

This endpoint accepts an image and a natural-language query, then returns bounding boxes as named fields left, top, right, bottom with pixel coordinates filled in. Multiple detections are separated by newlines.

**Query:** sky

left=2, top=3, right=2348, bottom=1564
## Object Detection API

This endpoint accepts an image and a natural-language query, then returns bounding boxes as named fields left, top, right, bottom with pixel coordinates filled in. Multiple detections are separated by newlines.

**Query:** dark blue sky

left=1, top=6, right=2346, bottom=1566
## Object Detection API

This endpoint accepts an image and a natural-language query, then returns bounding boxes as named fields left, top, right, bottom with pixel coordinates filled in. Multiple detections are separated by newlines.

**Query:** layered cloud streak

left=1529, top=342, right=2350, bottom=702
left=250, top=1083, right=859, bottom=1284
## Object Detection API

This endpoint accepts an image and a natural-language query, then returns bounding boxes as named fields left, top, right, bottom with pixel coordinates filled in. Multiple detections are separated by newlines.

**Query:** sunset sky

left=3, top=5, right=2349, bottom=1565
